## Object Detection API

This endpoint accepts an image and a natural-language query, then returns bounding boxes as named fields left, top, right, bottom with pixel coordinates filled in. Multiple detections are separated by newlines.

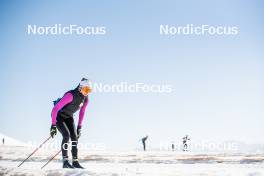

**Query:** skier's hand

left=77, top=126, right=81, bottom=138
left=50, top=125, right=57, bottom=138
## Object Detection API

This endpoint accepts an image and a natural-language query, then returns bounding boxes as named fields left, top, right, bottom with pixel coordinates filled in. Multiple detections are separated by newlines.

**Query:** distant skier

left=50, top=78, right=92, bottom=169
left=171, top=142, right=175, bottom=151
left=2, top=138, right=4, bottom=145
left=141, top=136, right=148, bottom=151
left=182, top=135, right=190, bottom=151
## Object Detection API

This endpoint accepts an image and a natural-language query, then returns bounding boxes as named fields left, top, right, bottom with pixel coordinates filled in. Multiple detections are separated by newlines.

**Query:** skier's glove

left=50, top=125, right=57, bottom=138
left=77, top=126, right=81, bottom=138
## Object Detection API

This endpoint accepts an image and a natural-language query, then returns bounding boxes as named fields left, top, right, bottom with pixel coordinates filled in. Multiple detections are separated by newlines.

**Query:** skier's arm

left=51, top=93, right=73, bottom=125
left=78, top=97, right=89, bottom=127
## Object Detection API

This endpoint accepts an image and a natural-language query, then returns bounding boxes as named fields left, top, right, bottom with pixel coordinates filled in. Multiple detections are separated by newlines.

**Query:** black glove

left=50, top=125, right=57, bottom=138
left=77, top=126, right=81, bottom=138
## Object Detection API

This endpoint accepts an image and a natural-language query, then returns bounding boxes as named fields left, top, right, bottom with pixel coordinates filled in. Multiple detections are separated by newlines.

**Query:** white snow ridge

left=0, top=133, right=28, bottom=147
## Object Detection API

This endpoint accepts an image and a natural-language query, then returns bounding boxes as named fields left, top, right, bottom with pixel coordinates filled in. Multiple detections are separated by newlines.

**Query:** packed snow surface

left=0, top=145, right=264, bottom=176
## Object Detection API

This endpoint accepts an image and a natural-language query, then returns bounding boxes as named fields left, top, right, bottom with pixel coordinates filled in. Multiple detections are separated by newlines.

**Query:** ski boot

left=72, top=159, right=85, bottom=169
left=63, top=160, right=74, bottom=168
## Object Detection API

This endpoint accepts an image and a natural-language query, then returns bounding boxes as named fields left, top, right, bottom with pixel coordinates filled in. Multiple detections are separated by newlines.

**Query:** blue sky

left=0, top=0, right=263, bottom=150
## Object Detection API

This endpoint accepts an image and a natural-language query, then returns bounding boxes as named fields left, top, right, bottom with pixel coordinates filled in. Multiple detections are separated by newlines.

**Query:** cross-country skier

left=50, top=78, right=92, bottom=169
left=182, top=135, right=190, bottom=151
left=171, top=142, right=175, bottom=151
left=141, top=136, right=148, bottom=151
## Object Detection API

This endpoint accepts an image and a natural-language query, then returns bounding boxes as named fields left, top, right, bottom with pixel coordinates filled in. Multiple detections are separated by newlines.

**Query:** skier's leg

left=56, top=118, right=72, bottom=163
left=57, top=118, right=74, bottom=168
left=184, top=143, right=187, bottom=151
left=64, top=117, right=84, bottom=169
left=64, top=117, right=78, bottom=159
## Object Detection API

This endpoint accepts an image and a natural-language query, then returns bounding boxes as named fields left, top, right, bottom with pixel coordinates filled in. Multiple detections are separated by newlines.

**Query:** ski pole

left=17, top=136, right=52, bottom=167
left=41, top=149, right=61, bottom=169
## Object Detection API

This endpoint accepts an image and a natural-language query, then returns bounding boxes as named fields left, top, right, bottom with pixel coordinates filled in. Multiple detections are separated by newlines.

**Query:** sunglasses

left=80, top=86, right=92, bottom=95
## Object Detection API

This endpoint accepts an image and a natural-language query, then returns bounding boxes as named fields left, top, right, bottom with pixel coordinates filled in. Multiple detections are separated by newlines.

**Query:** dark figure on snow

left=182, top=135, right=190, bottom=151
left=141, top=136, right=148, bottom=151
left=50, top=78, right=92, bottom=169
left=2, top=138, right=4, bottom=145
left=172, top=142, right=175, bottom=151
